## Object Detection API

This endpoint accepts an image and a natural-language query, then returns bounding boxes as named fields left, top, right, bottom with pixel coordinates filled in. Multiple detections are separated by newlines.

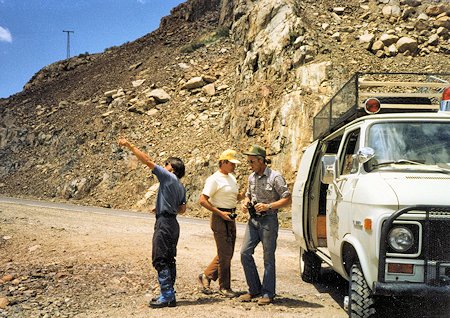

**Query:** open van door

left=292, top=140, right=321, bottom=250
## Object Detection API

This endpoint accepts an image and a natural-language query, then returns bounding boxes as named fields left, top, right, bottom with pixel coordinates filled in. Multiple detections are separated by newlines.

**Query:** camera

left=247, top=202, right=258, bottom=218
left=229, top=212, right=237, bottom=219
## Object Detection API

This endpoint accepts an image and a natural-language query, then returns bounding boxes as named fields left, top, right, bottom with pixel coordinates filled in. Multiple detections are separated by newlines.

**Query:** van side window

left=324, top=136, right=342, bottom=154
left=341, top=129, right=360, bottom=175
left=318, top=135, right=342, bottom=216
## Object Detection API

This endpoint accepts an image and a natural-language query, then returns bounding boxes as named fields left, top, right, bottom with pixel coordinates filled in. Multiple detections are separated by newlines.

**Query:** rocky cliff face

left=1, top=0, right=449, bottom=222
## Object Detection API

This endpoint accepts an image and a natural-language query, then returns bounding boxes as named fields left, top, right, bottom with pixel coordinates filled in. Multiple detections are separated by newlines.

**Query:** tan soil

left=0, top=198, right=347, bottom=318
left=1, top=198, right=448, bottom=317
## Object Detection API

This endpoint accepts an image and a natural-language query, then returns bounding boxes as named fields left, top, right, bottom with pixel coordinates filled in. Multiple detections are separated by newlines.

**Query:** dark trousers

left=152, top=215, right=180, bottom=284
left=204, top=213, right=236, bottom=290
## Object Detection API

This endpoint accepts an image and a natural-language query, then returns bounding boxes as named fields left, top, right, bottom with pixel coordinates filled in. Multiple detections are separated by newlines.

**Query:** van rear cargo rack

left=313, top=72, right=450, bottom=140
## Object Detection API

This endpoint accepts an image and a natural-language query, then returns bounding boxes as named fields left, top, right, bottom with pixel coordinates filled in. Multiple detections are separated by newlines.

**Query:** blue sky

left=0, top=0, right=185, bottom=98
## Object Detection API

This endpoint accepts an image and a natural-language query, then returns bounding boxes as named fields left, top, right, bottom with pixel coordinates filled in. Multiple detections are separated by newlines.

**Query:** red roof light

left=440, top=86, right=450, bottom=112
left=442, top=87, right=450, bottom=101
left=364, top=98, right=381, bottom=114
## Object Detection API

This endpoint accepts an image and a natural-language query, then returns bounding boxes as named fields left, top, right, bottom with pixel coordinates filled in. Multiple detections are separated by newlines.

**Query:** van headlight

left=388, top=227, right=414, bottom=252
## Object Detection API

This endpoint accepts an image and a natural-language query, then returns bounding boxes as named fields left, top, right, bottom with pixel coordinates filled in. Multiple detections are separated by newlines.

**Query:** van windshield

left=367, top=121, right=450, bottom=166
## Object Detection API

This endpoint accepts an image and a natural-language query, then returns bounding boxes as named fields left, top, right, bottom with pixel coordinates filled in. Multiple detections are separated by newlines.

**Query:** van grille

left=426, top=219, right=450, bottom=261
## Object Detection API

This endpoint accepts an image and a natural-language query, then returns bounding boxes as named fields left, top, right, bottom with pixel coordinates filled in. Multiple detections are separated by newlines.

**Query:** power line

left=62, top=30, right=74, bottom=59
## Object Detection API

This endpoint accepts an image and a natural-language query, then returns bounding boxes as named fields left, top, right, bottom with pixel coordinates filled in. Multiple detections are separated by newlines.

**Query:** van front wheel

left=348, top=263, right=376, bottom=318
left=300, top=249, right=322, bottom=283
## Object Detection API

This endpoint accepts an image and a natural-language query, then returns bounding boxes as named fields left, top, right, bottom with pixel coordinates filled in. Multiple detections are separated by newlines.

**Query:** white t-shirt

left=202, top=171, right=238, bottom=209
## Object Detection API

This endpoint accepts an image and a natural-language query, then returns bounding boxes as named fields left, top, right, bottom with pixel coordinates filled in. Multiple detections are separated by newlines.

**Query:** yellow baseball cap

left=218, top=149, right=241, bottom=164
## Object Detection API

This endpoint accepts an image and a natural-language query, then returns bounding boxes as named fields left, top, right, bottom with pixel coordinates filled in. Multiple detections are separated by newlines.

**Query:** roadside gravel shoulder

left=0, top=200, right=346, bottom=318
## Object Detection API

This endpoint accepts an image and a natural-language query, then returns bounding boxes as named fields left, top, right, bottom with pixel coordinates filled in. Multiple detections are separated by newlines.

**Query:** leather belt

left=218, top=207, right=236, bottom=212
left=158, top=213, right=177, bottom=218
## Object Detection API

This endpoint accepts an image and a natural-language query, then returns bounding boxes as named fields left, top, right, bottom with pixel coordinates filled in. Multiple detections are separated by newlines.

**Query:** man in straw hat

left=198, top=149, right=245, bottom=297
left=238, top=145, right=291, bottom=305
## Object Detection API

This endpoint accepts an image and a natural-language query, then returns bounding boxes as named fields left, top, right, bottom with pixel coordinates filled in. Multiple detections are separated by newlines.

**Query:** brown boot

left=238, top=293, right=259, bottom=302
left=198, top=273, right=212, bottom=294
left=219, top=289, right=236, bottom=298
left=257, top=295, right=273, bottom=305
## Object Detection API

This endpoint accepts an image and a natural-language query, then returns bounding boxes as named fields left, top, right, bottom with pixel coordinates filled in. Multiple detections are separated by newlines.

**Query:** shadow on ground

left=274, top=296, right=324, bottom=309
left=176, top=297, right=225, bottom=306
left=311, top=267, right=449, bottom=317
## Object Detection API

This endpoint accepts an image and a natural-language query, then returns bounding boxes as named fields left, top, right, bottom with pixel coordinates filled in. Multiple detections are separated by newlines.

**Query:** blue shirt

left=152, top=165, right=186, bottom=217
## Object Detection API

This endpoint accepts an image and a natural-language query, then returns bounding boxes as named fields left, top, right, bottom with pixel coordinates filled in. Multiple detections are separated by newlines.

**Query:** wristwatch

left=268, top=203, right=272, bottom=210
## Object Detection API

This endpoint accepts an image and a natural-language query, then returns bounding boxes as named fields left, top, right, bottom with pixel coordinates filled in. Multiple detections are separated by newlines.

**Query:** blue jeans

left=240, top=214, right=278, bottom=298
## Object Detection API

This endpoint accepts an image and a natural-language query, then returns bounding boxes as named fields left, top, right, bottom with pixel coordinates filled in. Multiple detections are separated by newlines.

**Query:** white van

left=292, top=73, right=450, bottom=317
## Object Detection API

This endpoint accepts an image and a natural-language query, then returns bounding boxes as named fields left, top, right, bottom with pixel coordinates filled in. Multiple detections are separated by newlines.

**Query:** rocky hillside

left=1, top=0, right=449, bottom=222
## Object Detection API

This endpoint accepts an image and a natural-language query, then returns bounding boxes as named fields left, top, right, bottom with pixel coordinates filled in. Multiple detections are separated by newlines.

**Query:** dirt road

left=1, top=198, right=449, bottom=318
left=0, top=197, right=348, bottom=317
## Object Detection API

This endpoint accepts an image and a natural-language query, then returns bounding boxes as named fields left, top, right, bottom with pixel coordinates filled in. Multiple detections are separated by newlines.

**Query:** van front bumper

left=377, top=205, right=450, bottom=296
left=373, top=282, right=450, bottom=296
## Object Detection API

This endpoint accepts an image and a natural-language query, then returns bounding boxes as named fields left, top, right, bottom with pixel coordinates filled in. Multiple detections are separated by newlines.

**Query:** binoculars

left=247, top=202, right=260, bottom=218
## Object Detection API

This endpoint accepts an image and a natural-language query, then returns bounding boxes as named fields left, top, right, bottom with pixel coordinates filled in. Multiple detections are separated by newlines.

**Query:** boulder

left=333, top=7, right=346, bottom=15
left=182, top=77, right=206, bottom=90
left=380, top=33, right=399, bottom=46
left=402, top=7, right=416, bottom=20
left=147, top=89, right=171, bottom=103
left=372, top=40, right=385, bottom=51
left=434, top=16, right=450, bottom=29
left=396, top=37, right=418, bottom=54
left=104, top=90, right=117, bottom=97
left=387, top=44, right=398, bottom=56
left=437, top=26, right=449, bottom=38
left=0, top=297, right=8, bottom=309
left=132, top=79, right=146, bottom=88
left=425, top=5, right=447, bottom=17
left=202, top=75, right=217, bottom=83
left=428, top=34, right=439, bottom=46
left=202, top=83, right=216, bottom=96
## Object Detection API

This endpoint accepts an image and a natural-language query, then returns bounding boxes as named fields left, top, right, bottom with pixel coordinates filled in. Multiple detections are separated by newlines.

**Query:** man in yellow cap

left=198, top=149, right=244, bottom=297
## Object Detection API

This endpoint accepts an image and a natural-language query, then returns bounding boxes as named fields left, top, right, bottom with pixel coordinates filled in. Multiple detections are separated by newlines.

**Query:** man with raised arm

left=118, top=138, right=186, bottom=308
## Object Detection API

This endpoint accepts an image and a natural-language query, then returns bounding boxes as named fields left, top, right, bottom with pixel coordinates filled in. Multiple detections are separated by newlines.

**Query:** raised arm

left=118, top=138, right=156, bottom=170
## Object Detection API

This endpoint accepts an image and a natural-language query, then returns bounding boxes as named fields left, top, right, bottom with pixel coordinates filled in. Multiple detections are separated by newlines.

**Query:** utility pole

left=62, top=30, right=74, bottom=59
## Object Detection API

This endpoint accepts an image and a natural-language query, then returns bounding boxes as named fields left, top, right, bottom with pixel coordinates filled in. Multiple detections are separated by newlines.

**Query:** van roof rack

left=313, top=72, right=450, bottom=140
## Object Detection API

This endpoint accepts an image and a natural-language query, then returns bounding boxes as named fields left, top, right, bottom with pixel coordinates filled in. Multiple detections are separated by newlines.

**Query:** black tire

left=300, top=249, right=322, bottom=283
left=348, top=264, right=376, bottom=318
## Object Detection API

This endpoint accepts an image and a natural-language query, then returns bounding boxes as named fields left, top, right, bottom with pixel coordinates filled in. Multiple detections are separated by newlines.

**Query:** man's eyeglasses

left=247, top=159, right=256, bottom=164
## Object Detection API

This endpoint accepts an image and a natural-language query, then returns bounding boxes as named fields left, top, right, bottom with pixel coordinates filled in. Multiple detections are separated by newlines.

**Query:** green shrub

left=180, top=42, right=205, bottom=53
left=180, top=27, right=230, bottom=53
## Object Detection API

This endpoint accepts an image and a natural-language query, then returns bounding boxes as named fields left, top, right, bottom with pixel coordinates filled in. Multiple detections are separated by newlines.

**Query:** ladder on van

left=313, top=72, right=450, bottom=139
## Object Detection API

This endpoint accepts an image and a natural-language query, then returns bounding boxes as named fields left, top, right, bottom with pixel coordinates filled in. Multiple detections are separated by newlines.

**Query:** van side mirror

left=321, top=155, right=338, bottom=185
left=321, top=155, right=344, bottom=198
